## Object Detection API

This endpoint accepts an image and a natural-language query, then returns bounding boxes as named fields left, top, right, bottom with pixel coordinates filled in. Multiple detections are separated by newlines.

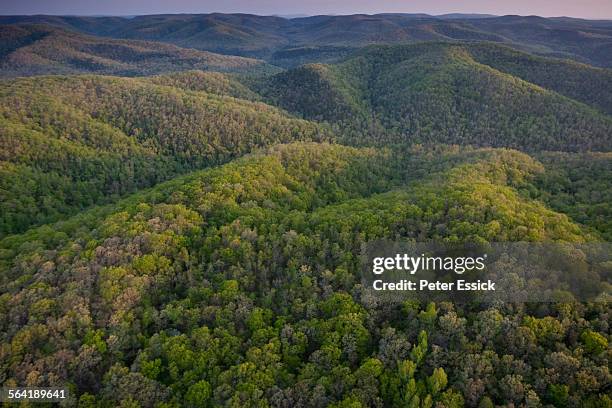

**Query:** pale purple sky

left=1, top=0, right=611, bottom=20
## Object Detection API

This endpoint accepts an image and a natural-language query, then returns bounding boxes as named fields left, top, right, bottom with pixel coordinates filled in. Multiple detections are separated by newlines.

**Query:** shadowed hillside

left=0, top=24, right=276, bottom=77
left=2, top=13, right=611, bottom=67
left=258, top=43, right=612, bottom=151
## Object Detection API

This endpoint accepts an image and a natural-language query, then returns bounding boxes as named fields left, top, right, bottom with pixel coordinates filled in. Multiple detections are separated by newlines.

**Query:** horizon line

left=1, top=11, right=611, bottom=21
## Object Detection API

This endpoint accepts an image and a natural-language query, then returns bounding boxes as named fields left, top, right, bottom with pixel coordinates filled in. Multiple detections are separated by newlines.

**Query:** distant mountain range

left=0, top=24, right=275, bottom=77
left=1, top=13, right=611, bottom=67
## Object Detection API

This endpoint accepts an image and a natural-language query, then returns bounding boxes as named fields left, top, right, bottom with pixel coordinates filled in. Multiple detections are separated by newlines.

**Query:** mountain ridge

left=257, top=42, right=612, bottom=151
left=1, top=13, right=610, bottom=67
left=0, top=24, right=277, bottom=77
left=0, top=74, right=328, bottom=236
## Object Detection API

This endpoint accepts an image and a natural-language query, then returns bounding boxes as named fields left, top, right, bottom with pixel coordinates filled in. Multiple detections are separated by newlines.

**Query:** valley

left=0, top=11, right=610, bottom=408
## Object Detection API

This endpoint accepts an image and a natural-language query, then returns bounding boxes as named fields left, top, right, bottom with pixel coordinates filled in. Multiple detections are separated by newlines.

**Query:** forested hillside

left=2, top=14, right=611, bottom=67
left=8, top=42, right=611, bottom=238
left=147, top=71, right=261, bottom=101
left=259, top=43, right=612, bottom=151
left=466, top=44, right=612, bottom=115
left=0, top=75, right=328, bottom=236
left=532, top=152, right=612, bottom=241
left=1, top=143, right=609, bottom=407
left=0, top=24, right=275, bottom=77
left=0, top=11, right=610, bottom=408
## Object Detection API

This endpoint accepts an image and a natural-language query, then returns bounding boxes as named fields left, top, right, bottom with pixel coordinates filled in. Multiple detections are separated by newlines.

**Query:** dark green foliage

left=468, top=43, right=612, bottom=115
left=258, top=63, right=368, bottom=123
left=532, top=152, right=612, bottom=240
left=269, top=46, right=356, bottom=68
left=259, top=43, right=612, bottom=152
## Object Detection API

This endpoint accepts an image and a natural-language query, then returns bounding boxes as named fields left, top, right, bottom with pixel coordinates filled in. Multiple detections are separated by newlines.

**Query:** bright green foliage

left=411, top=331, right=428, bottom=367
left=427, top=368, right=448, bottom=396
left=185, top=380, right=212, bottom=407
left=0, top=75, right=328, bottom=236
left=581, top=330, right=609, bottom=355
left=0, top=16, right=611, bottom=408
left=149, top=71, right=262, bottom=100
left=523, top=316, right=566, bottom=346
left=1, top=143, right=607, bottom=406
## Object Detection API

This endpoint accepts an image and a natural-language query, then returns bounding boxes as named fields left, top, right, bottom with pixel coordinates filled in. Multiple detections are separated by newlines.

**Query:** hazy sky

left=1, top=0, right=612, bottom=20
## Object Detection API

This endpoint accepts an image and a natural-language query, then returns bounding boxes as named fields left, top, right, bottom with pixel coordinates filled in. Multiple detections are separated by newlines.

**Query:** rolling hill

left=0, top=143, right=608, bottom=407
left=0, top=74, right=328, bottom=236
left=467, top=15, right=612, bottom=68
left=257, top=43, right=612, bottom=151
left=1, top=13, right=611, bottom=67
left=1, top=40, right=610, bottom=235
left=0, top=11, right=610, bottom=408
left=0, top=14, right=292, bottom=59
left=0, top=24, right=275, bottom=77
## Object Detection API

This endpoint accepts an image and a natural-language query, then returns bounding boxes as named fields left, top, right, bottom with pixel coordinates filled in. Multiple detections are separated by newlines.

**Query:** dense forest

left=0, top=12, right=610, bottom=408
left=0, top=74, right=328, bottom=235
left=257, top=43, right=612, bottom=151
left=1, top=144, right=610, bottom=407
left=1, top=14, right=611, bottom=67
left=0, top=25, right=277, bottom=77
